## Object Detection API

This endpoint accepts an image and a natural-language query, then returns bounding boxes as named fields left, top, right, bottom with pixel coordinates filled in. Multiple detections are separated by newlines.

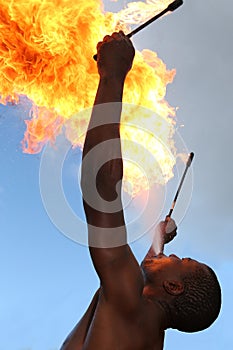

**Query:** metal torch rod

left=93, top=0, right=183, bottom=61
left=167, top=152, right=194, bottom=218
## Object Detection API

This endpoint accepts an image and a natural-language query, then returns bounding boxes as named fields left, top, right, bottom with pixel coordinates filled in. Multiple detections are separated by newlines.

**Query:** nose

left=169, top=254, right=180, bottom=259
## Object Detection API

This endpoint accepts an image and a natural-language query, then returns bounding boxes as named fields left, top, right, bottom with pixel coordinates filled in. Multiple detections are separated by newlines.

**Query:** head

left=141, top=254, right=221, bottom=332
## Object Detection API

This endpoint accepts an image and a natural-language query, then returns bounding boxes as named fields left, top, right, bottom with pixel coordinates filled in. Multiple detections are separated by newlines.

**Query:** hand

left=159, top=217, right=177, bottom=244
left=96, top=31, right=135, bottom=81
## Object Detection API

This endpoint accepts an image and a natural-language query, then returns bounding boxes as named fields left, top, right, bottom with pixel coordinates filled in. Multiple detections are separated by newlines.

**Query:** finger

left=165, top=218, right=177, bottom=234
left=96, top=41, right=103, bottom=51
left=113, top=31, right=132, bottom=47
left=112, top=32, right=122, bottom=41
left=164, top=230, right=177, bottom=244
left=170, top=230, right=177, bottom=237
left=103, top=35, right=112, bottom=42
left=119, top=30, right=126, bottom=36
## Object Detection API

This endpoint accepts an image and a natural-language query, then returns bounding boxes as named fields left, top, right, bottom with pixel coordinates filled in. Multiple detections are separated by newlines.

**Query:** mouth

left=156, top=253, right=166, bottom=259
left=142, top=253, right=167, bottom=266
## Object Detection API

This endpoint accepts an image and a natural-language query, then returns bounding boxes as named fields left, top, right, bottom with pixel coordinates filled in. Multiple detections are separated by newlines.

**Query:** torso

left=81, top=293, right=165, bottom=350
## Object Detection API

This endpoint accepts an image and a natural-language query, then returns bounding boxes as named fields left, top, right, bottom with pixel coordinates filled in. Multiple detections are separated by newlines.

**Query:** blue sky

left=1, top=0, right=233, bottom=349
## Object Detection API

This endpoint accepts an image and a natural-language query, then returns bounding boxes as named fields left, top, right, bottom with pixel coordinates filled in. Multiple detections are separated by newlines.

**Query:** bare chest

left=82, top=304, right=164, bottom=350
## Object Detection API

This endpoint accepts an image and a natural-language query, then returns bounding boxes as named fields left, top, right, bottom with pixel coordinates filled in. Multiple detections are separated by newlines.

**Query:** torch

left=167, top=152, right=194, bottom=218
left=153, top=152, right=194, bottom=253
left=93, top=0, right=183, bottom=61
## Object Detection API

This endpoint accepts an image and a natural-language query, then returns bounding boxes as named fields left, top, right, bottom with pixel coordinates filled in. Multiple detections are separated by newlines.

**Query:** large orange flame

left=0, top=0, right=177, bottom=195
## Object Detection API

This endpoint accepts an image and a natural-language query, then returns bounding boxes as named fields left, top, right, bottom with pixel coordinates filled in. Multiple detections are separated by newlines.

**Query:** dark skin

left=61, top=32, right=207, bottom=350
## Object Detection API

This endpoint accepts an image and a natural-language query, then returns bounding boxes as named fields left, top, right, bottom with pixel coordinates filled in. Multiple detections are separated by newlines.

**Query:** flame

left=117, top=0, right=173, bottom=25
left=0, top=0, right=177, bottom=195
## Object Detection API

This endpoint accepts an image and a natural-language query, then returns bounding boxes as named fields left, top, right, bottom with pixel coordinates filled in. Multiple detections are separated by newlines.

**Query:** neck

left=143, top=287, right=171, bottom=330
left=155, top=299, right=172, bottom=330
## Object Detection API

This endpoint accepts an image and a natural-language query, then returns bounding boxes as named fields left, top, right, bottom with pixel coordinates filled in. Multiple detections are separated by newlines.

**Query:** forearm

left=82, top=76, right=125, bottom=210
left=81, top=75, right=127, bottom=260
left=94, top=76, right=125, bottom=105
left=83, top=76, right=125, bottom=157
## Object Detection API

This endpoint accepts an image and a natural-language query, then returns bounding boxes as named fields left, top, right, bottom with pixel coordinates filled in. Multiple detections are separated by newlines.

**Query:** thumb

left=165, top=218, right=177, bottom=234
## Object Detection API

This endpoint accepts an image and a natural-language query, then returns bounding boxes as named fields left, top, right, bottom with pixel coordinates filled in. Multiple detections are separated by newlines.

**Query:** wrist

left=94, top=76, right=125, bottom=104
left=99, top=74, right=126, bottom=86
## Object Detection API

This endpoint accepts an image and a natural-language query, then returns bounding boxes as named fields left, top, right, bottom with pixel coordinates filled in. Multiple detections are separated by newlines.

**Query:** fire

left=117, top=0, right=173, bottom=25
left=0, top=0, right=177, bottom=195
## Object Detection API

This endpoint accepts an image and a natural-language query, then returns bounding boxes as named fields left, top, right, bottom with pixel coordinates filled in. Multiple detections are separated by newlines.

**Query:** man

left=61, top=31, right=221, bottom=350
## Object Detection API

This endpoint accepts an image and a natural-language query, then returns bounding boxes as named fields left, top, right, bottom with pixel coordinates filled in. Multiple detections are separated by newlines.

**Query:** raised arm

left=81, top=32, right=143, bottom=306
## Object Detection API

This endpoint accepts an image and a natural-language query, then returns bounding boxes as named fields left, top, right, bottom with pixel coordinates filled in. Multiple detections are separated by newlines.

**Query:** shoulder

left=90, top=245, right=144, bottom=309
left=95, top=293, right=165, bottom=349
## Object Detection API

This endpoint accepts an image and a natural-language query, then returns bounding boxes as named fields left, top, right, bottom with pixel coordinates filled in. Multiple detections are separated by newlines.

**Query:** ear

left=163, top=280, right=184, bottom=296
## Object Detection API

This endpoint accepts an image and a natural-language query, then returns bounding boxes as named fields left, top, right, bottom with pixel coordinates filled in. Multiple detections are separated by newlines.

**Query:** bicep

left=83, top=181, right=143, bottom=308
left=90, top=242, right=144, bottom=309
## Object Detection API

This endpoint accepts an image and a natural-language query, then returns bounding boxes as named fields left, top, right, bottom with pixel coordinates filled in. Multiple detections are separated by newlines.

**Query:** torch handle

left=93, top=0, right=183, bottom=61
left=167, top=152, right=194, bottom=218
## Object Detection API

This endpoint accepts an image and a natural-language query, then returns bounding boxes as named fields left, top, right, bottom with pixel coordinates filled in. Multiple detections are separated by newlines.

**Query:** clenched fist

left=96, top=31, right=135, bottom=81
